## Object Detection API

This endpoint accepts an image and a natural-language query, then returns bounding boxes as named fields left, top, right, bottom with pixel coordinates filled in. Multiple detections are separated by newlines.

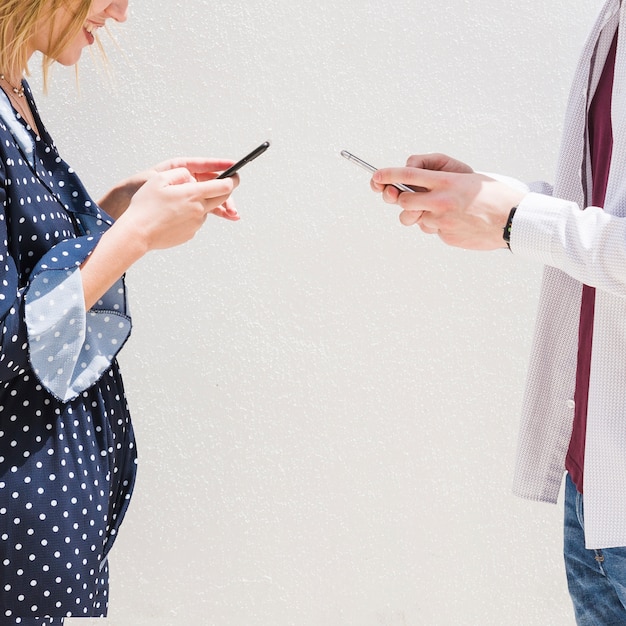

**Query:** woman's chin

left=54, top=47, right=85, bottom=67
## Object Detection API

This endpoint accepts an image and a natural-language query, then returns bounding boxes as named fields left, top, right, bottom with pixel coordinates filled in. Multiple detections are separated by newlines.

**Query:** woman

left=0, top=1, right=240, bottom=623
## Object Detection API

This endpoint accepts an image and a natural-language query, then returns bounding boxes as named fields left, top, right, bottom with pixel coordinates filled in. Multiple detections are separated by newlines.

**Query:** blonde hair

left=0, top=0, right=92, bottom=86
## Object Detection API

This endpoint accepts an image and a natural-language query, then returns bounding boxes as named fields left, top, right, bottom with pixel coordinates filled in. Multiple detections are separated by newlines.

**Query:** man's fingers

left=373, top=166, right=440, bottom=190
left=399, top=210, right=423, bottom=227
left=382, top=185, right=401, bottom=204
left=405, top=153, right=474, bottom=174
left=406, top=153, right=451, bottom=170
left=399, top=209, right=441, bottom=235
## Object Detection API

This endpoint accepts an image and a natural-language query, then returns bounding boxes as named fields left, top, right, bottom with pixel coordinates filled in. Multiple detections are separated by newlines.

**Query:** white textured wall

left=31, top=0, right=604, bottom=624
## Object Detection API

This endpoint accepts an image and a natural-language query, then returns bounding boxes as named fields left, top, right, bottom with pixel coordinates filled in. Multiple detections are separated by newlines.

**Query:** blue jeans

left=564, top=474, right=626, bottom=624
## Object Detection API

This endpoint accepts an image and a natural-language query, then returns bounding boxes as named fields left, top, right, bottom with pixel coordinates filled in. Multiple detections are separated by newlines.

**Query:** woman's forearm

left=98, top=172, right=150, bottom=220
left=80, top=216, right=148, bottom=309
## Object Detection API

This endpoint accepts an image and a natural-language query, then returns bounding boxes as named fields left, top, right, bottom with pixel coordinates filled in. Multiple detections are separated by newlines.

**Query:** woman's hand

left=116, top=166, right=239, bottom=252
left=81, top=166, right=239, bottom=308
left=98, top=157, right=239, bottom=220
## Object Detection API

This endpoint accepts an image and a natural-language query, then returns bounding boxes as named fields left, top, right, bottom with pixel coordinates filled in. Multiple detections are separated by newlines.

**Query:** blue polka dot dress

left=0, top=82, right=137, bottom=624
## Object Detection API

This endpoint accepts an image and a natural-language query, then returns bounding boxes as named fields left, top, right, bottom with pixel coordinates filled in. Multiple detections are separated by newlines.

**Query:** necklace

left=0, top=74, right=38, bottom=135
left=0, top=74, right=24, bottom=98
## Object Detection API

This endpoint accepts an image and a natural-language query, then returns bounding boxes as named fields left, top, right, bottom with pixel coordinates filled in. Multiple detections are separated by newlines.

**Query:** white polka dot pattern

left=0, top=94, right=33, bottom=168
left=25, top=253, right=131, bottom=403
left=0, top=81, right=137, bottom=621
left=510, top=0, right=626, bottom=549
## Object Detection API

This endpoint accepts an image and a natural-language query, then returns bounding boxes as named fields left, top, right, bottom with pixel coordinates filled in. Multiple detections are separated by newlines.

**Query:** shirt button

left=567, top=399, right=576, bottom=409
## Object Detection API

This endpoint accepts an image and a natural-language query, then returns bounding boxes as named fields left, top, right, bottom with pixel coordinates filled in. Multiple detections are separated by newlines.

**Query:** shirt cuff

left=508, top=192, right=579, bottom=264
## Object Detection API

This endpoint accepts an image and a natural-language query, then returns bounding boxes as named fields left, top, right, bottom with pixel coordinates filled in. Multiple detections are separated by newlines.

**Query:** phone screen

left=217, top=141, right=270, bottom=179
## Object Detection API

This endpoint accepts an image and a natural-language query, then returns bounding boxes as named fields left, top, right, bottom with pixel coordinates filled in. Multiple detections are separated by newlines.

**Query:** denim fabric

left=564, top=474, right=626, bottom=624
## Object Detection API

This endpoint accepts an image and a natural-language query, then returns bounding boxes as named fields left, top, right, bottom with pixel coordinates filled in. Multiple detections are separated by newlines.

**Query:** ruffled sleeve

left=24, top=235, right=132, bottom=402
left=0, top=166, right=131, bottom=403
left=0, top=84, right=132, bottom=403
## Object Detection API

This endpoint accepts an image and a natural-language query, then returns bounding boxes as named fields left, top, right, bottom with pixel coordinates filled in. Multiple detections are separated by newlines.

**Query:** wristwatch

left=503, top=207, right=517, bottom=249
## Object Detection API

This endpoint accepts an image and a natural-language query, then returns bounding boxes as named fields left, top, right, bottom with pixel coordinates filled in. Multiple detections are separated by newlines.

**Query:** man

left=371, top=1, right=626, bottom=623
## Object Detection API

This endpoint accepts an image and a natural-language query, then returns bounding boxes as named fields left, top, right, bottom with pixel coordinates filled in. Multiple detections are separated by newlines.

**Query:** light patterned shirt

left=510, top=0, right=626, bottom=549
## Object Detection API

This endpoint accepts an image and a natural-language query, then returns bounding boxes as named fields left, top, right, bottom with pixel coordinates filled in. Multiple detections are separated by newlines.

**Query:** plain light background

left=26, top=0, right=606, bottom=624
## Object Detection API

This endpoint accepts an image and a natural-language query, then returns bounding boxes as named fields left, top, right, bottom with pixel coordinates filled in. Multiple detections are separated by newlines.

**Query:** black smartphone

left=217, top=141, right=271, bottom=179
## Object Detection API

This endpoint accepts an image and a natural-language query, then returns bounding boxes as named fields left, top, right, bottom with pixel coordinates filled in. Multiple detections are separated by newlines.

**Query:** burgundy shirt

left=565, top=31, right=618, bottom=493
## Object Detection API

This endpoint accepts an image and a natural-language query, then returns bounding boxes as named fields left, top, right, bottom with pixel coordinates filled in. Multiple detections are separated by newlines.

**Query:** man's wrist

left=502, top=206, right=517, bottom=250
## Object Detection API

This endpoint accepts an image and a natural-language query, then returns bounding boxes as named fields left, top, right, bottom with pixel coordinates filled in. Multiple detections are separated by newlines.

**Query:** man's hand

left=371, top=154, right=526, bottom=250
